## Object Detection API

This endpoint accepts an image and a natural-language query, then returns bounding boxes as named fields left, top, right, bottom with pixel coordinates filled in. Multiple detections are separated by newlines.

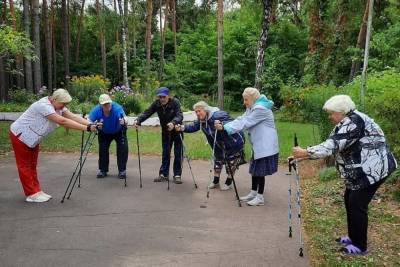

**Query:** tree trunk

left=255, top=0, right=272, bottom=91
left=32, top=0, right=42, bottom=93
left=325, top=0, right=348, bottom=84
left=131, top=0, right=137, bottom=58
left=349, top=0, right=369, bottom=81
left=23, top=0, right=33, bottom=92
left=217, top=0, right=224, bottom=109
left=75, top=0, right=86, bottom=63
left=117, top=0, right=129, bottom=87
left=43, top=0, right=53, bottom=91
left=145, top=0, right=153, bottom=72
left=61, top=0, right=70, bottom=80
left=9, top=0, right=25, bottom=89
left=171, top=0, right=177, bottom=59
left=114, top=0, right=121, bottom=81
left=0, top=1, right=7, bottom=100
left=96, top=0, right=107, bottom=77
left=304, top=0, right=326, bottom=84
left=51, top=0, right=57, bottom=90
left=159, top=0, right=168, bottom=79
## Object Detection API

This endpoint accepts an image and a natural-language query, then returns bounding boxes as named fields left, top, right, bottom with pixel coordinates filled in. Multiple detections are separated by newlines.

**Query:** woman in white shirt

left=9, top=89, right=98, bottom=203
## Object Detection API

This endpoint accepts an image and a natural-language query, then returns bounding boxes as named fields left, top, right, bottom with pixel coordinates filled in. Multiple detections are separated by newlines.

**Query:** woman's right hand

left=175, top=124, right=184, bottom=132
left=292, top=146, right=309, bottom=159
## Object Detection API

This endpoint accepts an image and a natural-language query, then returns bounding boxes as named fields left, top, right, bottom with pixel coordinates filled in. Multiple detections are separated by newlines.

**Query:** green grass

left=0, top=120, right=318, bottom=161
left=303, top=177, right=400, bottom=266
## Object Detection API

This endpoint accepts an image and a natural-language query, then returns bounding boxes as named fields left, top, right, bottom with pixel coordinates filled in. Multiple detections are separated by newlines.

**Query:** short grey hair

left=193, top=101, right=211, bottom=112
left=242, top=87, right=260, bottom=102
left=323, top=95, right=356, bottom=114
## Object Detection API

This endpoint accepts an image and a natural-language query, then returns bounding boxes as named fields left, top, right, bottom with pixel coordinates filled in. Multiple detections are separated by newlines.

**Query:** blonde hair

left=242, top=87, right=260, bottom=102
left=323, top=95, right=356, bottom=114
left=52, top=89, right=72, bottom=103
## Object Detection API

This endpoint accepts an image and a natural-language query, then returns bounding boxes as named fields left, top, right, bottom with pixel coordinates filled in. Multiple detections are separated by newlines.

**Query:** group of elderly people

left=8, top=85, right=397, bottom=255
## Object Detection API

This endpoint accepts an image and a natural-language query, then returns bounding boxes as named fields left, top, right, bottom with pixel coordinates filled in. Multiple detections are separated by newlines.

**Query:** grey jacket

left=224, top=95, right=279, bottom=160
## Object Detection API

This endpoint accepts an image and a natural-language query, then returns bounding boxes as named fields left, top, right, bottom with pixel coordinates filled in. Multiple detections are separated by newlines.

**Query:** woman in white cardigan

left=215, top=87, right=279, bottom=206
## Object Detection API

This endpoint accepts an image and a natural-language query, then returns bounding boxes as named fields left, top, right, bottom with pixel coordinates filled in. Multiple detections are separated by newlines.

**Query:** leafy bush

left=8, top=88, right=38, bottom=104
left=70, top=75, right=110, bottom=104
left=111, top=91, right=142, bottom=115
left=0, top=102, right=30, bottom=112
left=281, top=69, right=400, bottom=162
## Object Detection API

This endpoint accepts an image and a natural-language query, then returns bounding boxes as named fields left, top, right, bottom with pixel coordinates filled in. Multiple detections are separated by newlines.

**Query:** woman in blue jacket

left=175, top=101, right=245, bottom=190
left=215, top=87, right=279, bottom=206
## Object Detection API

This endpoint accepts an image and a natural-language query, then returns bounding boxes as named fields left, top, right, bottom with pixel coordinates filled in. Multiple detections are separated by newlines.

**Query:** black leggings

left=251, top=176, right=265, bottom=194
left=344, top=179, right=385, bottom=251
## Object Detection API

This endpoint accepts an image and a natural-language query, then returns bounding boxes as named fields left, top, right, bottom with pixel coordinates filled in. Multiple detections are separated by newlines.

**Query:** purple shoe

left=340, top=244, right=367, bottom=255
left=335, top=236, right=352, bottom=246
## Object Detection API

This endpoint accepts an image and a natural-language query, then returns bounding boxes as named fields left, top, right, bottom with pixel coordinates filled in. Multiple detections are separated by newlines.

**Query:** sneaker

left=336, top=236, right=352, bottom=246
left=97, top=171, right=107, bottom=178
left=220, top=183, right=233, bottom=191
left=40, top=191, right=52, bottom=199
left=208, top=182, right=219, bottom=189
left=240, top=190, right=257, bottom=201
left=247, top=194, right=265, bottom=206
left=173, top=175, right=182, bottom=184
left=26, top=192, right=50, bottom=203
left=154, top=174, right=168, bottom=182
left=118, top=171, right=127, bottom=179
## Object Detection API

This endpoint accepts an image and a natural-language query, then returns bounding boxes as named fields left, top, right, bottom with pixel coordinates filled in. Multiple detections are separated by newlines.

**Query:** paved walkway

left=0, top=153, right=309, bottom=267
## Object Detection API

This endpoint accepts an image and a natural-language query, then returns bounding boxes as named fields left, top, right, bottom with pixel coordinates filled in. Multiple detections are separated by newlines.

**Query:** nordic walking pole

left=293, top=133, right=304, bottom=257
left=167, top=131, right=171, bottom=190
left=207, top=130, right=218, bottom=198
left=61, top=131, right=96, bottom=203
left=120, top=114, right=127, bottom=187
left=136, top=127, right=143, bottom=188
left=287, top=156, right=293, bottom=238
left=179, top=133, right=198, bottom=189
left=78, top=114, right=85, bottom=188
left=223, top=148, right=241, bottom=207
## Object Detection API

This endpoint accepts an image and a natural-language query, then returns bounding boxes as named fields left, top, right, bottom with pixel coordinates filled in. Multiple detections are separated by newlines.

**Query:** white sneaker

left=40, top=191, right=52, bottom=199
left=25, top=192, right=50, bottom=203
left=247, top=194, right=265, bottom=206
left=220, top=183, right=233, bottom=191
left=208, top=182, right=219, bottom=189
left=240, top=190, right=257, bottom=201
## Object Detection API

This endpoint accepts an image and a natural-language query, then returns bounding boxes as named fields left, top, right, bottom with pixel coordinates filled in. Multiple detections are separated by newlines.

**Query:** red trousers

left=9, top=131, right=41, bottom=196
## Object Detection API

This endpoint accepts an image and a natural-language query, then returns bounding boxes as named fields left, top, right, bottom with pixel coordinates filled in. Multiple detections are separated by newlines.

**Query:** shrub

left=111, top=91, right=142, bottom=115
left=8, top=88, right=37, bottom=104
left=70, top=75, right=110, bottom=104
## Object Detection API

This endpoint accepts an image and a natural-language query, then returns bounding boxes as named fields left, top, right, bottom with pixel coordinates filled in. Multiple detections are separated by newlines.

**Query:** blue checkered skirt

left=249, top=153, right=279, bottom=176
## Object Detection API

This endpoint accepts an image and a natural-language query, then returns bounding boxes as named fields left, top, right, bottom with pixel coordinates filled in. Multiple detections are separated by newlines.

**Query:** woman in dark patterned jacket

left=175, top=101, right=245, bottom=190
left=292, top=95, right=397, bottom=255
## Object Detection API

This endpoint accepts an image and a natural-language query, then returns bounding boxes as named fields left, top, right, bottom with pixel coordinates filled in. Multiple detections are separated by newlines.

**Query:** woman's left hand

left=292, top=146, right=309, bottom=159
left=214, top=120, right=223, bottom=131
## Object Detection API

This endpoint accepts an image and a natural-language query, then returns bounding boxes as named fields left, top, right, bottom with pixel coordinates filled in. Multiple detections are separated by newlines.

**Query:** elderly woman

left=175, top=101, right=245, bottom=190
left=215, top=87, right=279, bottom=206
left=292, top=95, right=397, bottom=254
left=9, top=89, right=98, bottom=203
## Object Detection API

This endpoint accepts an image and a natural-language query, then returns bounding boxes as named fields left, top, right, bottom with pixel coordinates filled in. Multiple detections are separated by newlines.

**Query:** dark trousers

left=344, top=179, right=385, bottom=251
left=98, top=128, right=128, bottom=173
left=160, top=131, right=182, bottom=177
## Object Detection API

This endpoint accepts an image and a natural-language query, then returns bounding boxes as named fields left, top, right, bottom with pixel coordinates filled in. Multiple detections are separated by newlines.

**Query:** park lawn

left=0, top=120, right=318, bottom=161
left=302, top=174, right=400, bottom=266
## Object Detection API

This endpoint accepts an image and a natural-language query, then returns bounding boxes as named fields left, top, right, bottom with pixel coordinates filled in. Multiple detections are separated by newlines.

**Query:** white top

left=10, top=97, right=67, bottom=148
